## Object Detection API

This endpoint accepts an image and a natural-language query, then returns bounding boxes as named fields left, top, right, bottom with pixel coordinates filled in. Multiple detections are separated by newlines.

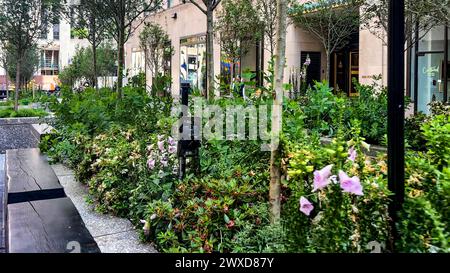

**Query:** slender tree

left=139, top=22, right=174, bottom=83
left=269, top=0, right=288, bottom=223
left=188, top=0, right=222, bottom=99
left=6, top=45, right=40, bottom=88
left=289, top=0, right=362, bottom=82
left=97, top=0, right=162, bottom=98
left=215, top=0, right=262, bottom=79
left=256, top=0, right=278, bottom=59
left=59, top=45, right=117, bottom=87
left=67, top=0, right=108, bottom=90
left=0, top=42, right=9, bottom=99
left=0, top=0, right=61, bottom=111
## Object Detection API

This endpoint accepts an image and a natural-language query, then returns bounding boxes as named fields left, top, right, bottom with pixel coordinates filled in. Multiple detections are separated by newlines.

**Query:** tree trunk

left=269, top=0, right=288, bottom=224
left=92, top=20, right=98, bottom=92
left=117, top=27, right=125, bottom=99
left=93, top=43, right=98, bottom=91
left=325, top=50, right=331, bottom=83
left=14, top=59, right=21, bottom=112
left=5, top=63, right=9, bottom=100
left=206, top=9, right=215, bottom=99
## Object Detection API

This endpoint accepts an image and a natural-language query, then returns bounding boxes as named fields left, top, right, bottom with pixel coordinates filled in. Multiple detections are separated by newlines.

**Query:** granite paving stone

left=0, top=124, right=39, bottom=154
left=53, top=165, right=157, bottom=253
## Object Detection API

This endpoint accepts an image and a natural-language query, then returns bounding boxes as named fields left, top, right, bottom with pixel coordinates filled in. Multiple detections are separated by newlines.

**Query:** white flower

left=329, top=175, right=338, bottom=184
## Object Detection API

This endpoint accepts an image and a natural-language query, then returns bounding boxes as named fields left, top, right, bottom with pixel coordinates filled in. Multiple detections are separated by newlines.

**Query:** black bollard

left=178, top=81, right=201, bottom=180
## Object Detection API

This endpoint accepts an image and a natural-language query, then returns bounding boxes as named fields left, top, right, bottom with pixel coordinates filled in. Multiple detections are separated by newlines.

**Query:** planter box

left=0, top=116, right=54, bottom=126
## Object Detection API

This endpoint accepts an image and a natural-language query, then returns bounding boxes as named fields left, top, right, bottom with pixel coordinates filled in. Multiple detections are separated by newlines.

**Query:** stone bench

left=4, top=149, right=100, bottom=253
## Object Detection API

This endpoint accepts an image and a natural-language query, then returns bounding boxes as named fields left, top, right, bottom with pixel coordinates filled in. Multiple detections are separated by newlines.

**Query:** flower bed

left=41, top=85, right=449, bottom=253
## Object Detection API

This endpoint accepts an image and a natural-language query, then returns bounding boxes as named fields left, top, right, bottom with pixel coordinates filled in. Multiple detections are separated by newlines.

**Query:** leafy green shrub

left=405, top=112, right=428, bottom=150
left=300, top=81, right=388, bottom=145
left=399, top=155, right=449, bottom=252
left=0, top=107, right=47, bottom=118
left=44, top=84, right=449, bottom=253
left=397, top=113, right=450, bottom=253
left=281, top=126, right=391, bottom=253
left=347, top=82, right=387, bottom=144
left=140, top=139, right=270, bottom=253
left=301, top=81, right=341, bottom=136
left=143, top=173, right=268, bottom=253
left=46, top=87, right=174, bottom=217
left=232, top=208, right=290, bottom=253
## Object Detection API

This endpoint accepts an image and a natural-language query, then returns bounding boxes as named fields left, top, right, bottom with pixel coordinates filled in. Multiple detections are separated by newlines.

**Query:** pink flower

left=348, top=147, right=357, bottom=162
left=157, top=135, right=164, bottom=141
left=338, top=170, right=364, bottom=196
left=299, top=196, right=314, bottom=216
left=160, top=159, right=168, bottom=167
left=158, top=140, right=165, bottom=152
left=168, top=145, right=177, bottom=154
left=147, top=158, right=156, bottom=170
left=168, top=137, right=176, bottom=146
left=313, top=165, right=333, bottom=192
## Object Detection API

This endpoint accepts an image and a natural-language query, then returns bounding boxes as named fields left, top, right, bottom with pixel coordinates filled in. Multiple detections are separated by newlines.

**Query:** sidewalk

left=51, top=164, right=157, bottom=253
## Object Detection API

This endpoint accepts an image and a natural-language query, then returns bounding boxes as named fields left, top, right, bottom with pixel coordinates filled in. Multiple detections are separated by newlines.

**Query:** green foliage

left=347, top=81, right=388, bottom=144
left=5, top=44, right=40, bottom=84
left=151, top=75, right=172, bottom=97
left=301, top=81, right=342, bottom=136
left=300, top=81, right=388, bottom=145
left=405, top=101, right=450, bottom=151
left=128, top=72, right=147, bottom=89
left=216, top=0, right=263, bottom=66
left=0, top=107, right=47, bottom=118
left=405, top=112, right=428, bottom=150
left=45, top=87, right=173, bottom=218
left=399, top=115, right=450, bottom=252
left=58, top=45, right=116, bottom=87
left=232, top=208, right=290, bottom=253
left=139, top=22, right=174, bottom=78
left=280, top=128, right=391, bottom=253
left=44, top=82, right=450, bottom=254
left=421, top=114, right=450, bottom=167
left=143, top=139, right=270, bottom=253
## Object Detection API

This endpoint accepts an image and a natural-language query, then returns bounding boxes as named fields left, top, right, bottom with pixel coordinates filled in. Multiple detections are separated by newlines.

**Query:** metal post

left=444, top=25, right=448, bottom=102
left=413, top=21, right=419, bottom=113
left=178, top=81, right=190, bottom=180
left=388, top=0, right=405, bottom=251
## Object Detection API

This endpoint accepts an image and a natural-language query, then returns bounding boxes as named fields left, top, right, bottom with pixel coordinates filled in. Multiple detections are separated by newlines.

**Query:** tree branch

left=189, top=0, right=207, bottom=15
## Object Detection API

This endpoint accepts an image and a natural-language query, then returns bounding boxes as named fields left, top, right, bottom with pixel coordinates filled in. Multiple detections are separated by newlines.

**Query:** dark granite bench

left=5, top=149, right=100, bottom=253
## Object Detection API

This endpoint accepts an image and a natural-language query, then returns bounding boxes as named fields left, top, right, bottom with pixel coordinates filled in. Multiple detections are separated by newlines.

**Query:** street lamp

left=387, top=0, right=405, bottom=252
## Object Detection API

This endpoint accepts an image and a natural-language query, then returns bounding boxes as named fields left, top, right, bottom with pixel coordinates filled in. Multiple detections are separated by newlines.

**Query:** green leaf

left=224, top=214, right=231, bottom=224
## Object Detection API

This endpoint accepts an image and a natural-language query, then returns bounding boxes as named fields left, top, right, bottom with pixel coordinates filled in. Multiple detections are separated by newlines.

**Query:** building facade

left=130, top=1, right=447, bottom=114
left=0, top=16, right=89, bottom=92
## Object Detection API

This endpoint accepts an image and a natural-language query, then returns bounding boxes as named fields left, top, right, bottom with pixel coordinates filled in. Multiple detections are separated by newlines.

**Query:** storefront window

left=417, top=52, right=444, bottom=113
left=414, top=25, right=449, bottom=114
left=418, top=25, right=446, bottom=52
left=180, top=35, right=207, bottom=92
left=447, top=26, right=450, bottom=102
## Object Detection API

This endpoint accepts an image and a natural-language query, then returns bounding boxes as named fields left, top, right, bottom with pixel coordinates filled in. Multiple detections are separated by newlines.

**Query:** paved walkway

left=51, top=164, right=157, bottom=253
